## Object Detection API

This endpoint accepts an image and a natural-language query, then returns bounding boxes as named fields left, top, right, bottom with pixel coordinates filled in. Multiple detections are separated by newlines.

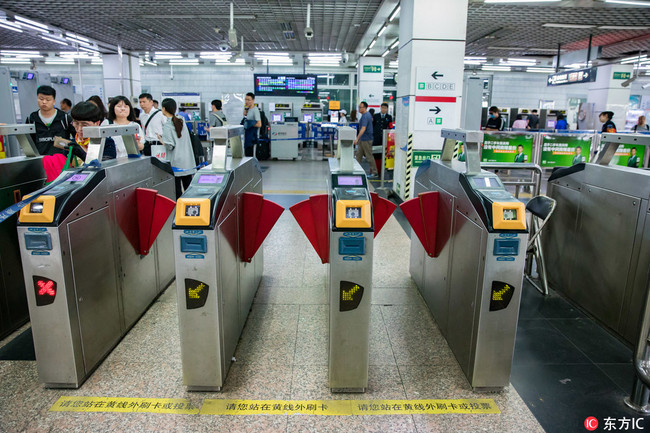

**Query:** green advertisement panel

left=540, top=134, right=593, bottom=167
left=610, top=145, right=646, bottom=168
left=481, top=133, right=534, bottom=163
left=413, top=150, right=442, bottom=167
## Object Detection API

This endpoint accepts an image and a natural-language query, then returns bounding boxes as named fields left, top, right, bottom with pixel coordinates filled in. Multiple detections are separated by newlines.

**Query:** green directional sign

left=613, top=72, right=631, bottom=80
left=413, top=150, right=442, bottom=167
left=363, top=65, right=382, bottom=73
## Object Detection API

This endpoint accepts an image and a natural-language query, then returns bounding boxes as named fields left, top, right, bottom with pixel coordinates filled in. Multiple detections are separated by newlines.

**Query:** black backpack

left=256, top=138, right=270, bottom=161
left=189, top=131, right=204, bottom=165
left=258, top=110, right=270, bottom=139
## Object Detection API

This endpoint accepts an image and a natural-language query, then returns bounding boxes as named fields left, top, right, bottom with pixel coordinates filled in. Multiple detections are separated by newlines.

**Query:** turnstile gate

left=290, top=127, right=396, bottom=392
left=401, top=129, right=529, bottom=391
left=0, top=124, right=44, bottom=339
left=17, top=125, right=176, bottom=388
left=543, top=133, right=650, bottom=346
left=173, top=157, right=282, bottom=391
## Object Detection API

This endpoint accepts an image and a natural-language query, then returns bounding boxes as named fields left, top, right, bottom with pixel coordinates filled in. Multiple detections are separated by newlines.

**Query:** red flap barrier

left=289, top=194, right=330, bottom=264
left=370, top=192, right=397, bottom=238
left=136, top=188, right=176, bottom=256
left=399, top=191, right=440, bottom=257
left=241, top=192, right=285, bottom=262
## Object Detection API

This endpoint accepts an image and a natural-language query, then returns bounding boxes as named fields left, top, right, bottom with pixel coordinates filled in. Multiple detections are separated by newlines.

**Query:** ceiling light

left=169, top=59, right=200, bottom=65
left=542, top=23, right=595, bottom=29
left=309, top=62, right=341, bottom=67
left=564, top=63, right=587, bottom=69
left=155, top=51, right=181, bottom=55
left=527, top=67, right=555, bottom=73
left=487, top=46, right=562, bottom=53
left=1, top=50, right=41, bottom=57
left=65, top=32, right=89, bottom=42
left=485, top=0, right=561, bottom=2
left=369, top=39, right=377, bottom=49
left=621, top=54, right=648, bottom=64
left=378, top=25, right=387, bottom=37
left=40, top=35, right=69, bottom=46
left=381, top=49, right=390, bottom=58
left=0, top=21, right=23, bottom=33
left=79, top=45, right=100, bottom=53
left=389, top=6, right=400, bottom=22
left=254, top=52, right=289, bottom=57
left=215, top=58, right=244, bottom=64
left=0, top=58, right=31, bottom=64
left=605, top=0, right=650, bottom=5
left=45, top=58, right=75, bottom=64
left=482, top=65, right=512, bottom=71
left=142, top=14, right=256, bottom=19
left=362, top=49, right=369, bottom=56
left=15, top=16, right=49, bottom=29
left=13, top=21, right=50, bottom=33
left=390, top=40, right=399, bottom=50
left=91, top=58, right=103, bottom=65
left=599, top=25, right=649, bottom=30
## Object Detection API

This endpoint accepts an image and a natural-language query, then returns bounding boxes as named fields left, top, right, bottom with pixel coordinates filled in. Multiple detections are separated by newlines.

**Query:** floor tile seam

left=289, top=304, right=301, bottom=401
left=592, top=362, right=632, bottom=394
left=379, top=307, right=401, bottom=384
left=544, top=317, right=616, bottom=365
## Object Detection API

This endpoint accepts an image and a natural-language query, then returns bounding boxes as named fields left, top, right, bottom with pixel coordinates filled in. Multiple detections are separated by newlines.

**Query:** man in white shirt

left=139, top=93, right=165, bottom=156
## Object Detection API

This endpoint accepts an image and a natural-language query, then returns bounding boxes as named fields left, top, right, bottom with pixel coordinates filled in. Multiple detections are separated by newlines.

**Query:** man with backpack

left=209, top=99, right=228, bottom=127
left=25, top=85, right=77, bottom=156
left=139, top=93, right=165, bottom=156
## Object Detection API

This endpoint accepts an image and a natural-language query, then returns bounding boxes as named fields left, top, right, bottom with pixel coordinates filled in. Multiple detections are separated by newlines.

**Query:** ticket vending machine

left=290, top=126, right=396, bottom=391
left=173, top=158, right=283, bottom=391
left=269, top=102, right=292, bottom=123
left=0, top=124, right=44, bottom=340
left=17, top=125, right=176, bottom=388
left=400, top=129, right=528, bottom=391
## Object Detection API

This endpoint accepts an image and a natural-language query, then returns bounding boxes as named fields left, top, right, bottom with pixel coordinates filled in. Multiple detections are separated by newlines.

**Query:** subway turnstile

left=401, top=129, right=528, bottom=391
left=0, top=124, right=44, bottom=339
left=290, top=127, right=396, bottom=392
left=543, top=133, right=650, bottom=346
left=173, top=157, right=283, bottom=391
left=17, top=125, right=176, bottom=388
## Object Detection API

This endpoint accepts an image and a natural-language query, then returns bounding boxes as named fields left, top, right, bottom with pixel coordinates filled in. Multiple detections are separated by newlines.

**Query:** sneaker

left=368, top=174, right=378, bottom=179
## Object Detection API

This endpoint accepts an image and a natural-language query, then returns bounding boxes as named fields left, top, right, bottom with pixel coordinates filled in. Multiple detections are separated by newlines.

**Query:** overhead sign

left=613, top=71, right=631, bottom=80
left=329, top=101, right=340, bottom=110
left=414, top=96, right=458, bottom=131
left=414, top=66, right=462, bottom=132
left=363, top=65, right=381, bottom=73
left=547, top=68, right=597, bottom=86
left=416, top=67, right=458, bottom=97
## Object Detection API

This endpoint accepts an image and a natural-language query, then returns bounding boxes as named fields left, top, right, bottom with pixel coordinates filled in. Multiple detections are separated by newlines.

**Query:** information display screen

left=67, top=173, right=89, bottom=182
left=472, top=177, right=497, bottom=188
left=337, top=176, right=363, bottom=186
left=345, top=207, right=362, bottom=219
left=254, top=74, right=317, bottom=96
left=198, top=174, right=224, bottom=184
left=503, top=209, right=518, bottom=221
left=185, top=205, right=201, bottom=217
left=30, top=202, right=43, bottom=214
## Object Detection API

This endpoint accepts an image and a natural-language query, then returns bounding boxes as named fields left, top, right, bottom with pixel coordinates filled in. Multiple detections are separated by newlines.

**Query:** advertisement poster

left=385, top=130, right=395, bottom=169
left=481, top=133, right=534, bottom=163
left=611, top=145, right=646, bottom=168
left=540, top=134, right=593, bottom=167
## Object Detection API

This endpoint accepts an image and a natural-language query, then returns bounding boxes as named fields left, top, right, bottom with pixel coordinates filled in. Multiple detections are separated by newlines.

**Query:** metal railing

left=479, top=162, right=543, bottom=198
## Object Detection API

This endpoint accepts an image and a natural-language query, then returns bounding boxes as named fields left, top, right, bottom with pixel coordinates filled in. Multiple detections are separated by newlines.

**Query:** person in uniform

left=627, top=147, right=640, bottom=168
left=514, top=144, right=527, bottom=162
left=599, top=111, right=617, bottom=133
left=572, top=146, right=585, bottom=165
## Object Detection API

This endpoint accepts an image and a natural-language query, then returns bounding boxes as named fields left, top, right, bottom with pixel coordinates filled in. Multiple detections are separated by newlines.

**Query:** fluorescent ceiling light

left=488, top=46, right=562, bottom=53
left=155, top=51, right=181, bottom=56
left=254, top=52, right=289, bottom=57
left=599, top=25, right=649, bottom=30
left=15, top=16, right=48, bottom=29
left=381, top=49, right=390, bottom=58
left=142, top=14, right=256, bottom=19
left=65, top=32, right=89, bottom=42
left=482, top=65, right=512, bottom=71
left=485, top=0, right=561, bottom=2
left=378, top=25, right=387, bottom=37
left=362, top=49, right=369, bottom=56
left=13, top=21, right=50, bottom=33
left=1, top=50, right=41, bottom=57
left=605, top=0, right=650, bottom=5
left=564, top=63, right=587, bottom=69
left=389, top=60, right=399, bottom=68
left=527, top=67, right=555, bottom=73
left=45, top=59, right=75, bottom=64
left=168, top=59, right=199, bottom=64
left=0, top=58, right=31, bottom=64
left=389, top=6, right=400, bottom=22
left=91, top=59, right=103, bottom=65
left=155, top=55, right=183, bottom=59
left=40, top=35, right=69, bottom=46
left=543, top=23, right=595, bottom=29
left=390, top=40, right=399, bottom=50
left=79, top=45, right=100, bottom=53
left=309, top=63, right=341, bottom=67
left=506, top=57, right=536, bottom=63
left=369, top=39, right=377, bottom=49
left=0, top=22, right=22, bottom=33
left=215, top=58, right=245, bottom=64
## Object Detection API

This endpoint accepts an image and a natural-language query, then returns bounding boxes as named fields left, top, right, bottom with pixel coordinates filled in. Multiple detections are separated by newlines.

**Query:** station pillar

left=357, top=56, right=385, bottom=112
left=102, top=54, right=142, bottom=104
left=587, top=64, right=633, bottom=131
left=393, top=0, right=468, bottom=200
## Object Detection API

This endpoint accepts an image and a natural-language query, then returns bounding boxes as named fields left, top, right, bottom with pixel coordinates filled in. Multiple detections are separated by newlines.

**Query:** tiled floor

left=4, top=159, right=640, bottom=432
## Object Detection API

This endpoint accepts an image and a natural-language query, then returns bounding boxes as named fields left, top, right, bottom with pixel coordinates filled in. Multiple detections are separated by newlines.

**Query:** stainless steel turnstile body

left=409, top=130, right=528, bottom=391
left=17, top=157, right=175, bottom=387
left=173, top=158, right=263, bottom=391
left=543, top=133, right=650, bottom=345
left=0, top=156, right=46, bottom=339
left=327, top=158, right=374, bottom=392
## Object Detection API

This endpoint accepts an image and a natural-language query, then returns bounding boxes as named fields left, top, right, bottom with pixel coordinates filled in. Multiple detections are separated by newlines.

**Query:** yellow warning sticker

left=200, top=399, right=500, bottom=416
left=49, top=397, right=199, bottom=414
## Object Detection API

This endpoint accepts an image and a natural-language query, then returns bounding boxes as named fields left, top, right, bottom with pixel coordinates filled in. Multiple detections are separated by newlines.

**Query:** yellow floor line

left=50, top=396, right=500, bottom=416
